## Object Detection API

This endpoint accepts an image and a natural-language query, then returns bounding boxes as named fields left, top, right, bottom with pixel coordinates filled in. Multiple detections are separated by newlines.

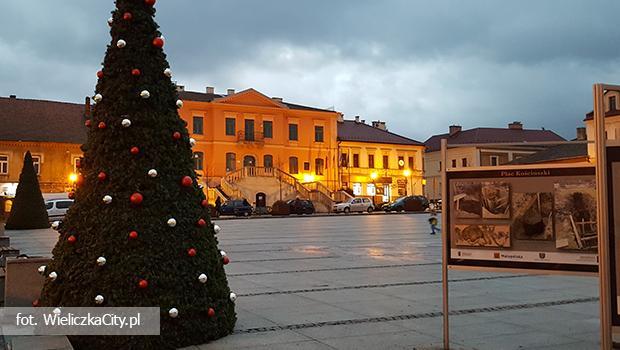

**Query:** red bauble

left=129, top=231, right=139, bottom=240
left=152, top=37, right=164, bottom=48
left=131, top=68, right=141, bottom=76
left=96, top=70, right=104, bottom=79
left=222, top=256, right=230, bottom=265
left=138, top=279, right=148, bottom=289
left=123, top=12, right=133, bottom=21
left=181, top=176, right=193, bottom=187
left=201, top=199, right=209, bottom=208
left=207, top=308, right=215, bottom=317
left=32, top=299, right=40, bottom=307
left=85, top=120, right=92, bottom=127
left=172, top=131, right=181, bottom=140
left=75, top=159, right=82, bottom=169
left=67, top=235, right=77, bottom=244
left=130, top=192, right=143, bottom=205
left=145, top=0, right=156, bottom=6
left=130, top=146, right=140, bottom=155
left=98, top=172, right=107, bottom=181
left=187, top=248, right=197, bottom=257
left=98, top=122, right=106, bottom=129
left=68, top=192, right=75, bottom=199
left=196, top=218, right=207, bottom=227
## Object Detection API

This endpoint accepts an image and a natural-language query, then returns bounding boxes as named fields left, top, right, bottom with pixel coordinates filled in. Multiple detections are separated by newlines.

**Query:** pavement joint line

left=228, top=262, right=442, bottom=277
left=235, top=255, right=341, bottom=263
left=232, top=296, right=599, bottom=335
left=237, top=274, right=531, bottom=297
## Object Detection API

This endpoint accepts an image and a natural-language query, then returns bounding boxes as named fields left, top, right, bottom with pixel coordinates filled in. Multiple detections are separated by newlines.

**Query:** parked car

left=287, top=199, right=315, bottom=215
left=383, top=195, right=429, bottom=212
left=45, top=198, right=74, bottom=220
left=333, top=197, right=375, bottom=214
left=219, top=199, right=253, bottom=217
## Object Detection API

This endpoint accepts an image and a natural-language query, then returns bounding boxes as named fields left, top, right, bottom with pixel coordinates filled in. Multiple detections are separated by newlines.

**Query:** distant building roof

left=178, top=90, right=336, bottom=113
left=424, top=127, right=565, bottom=152
left=0, top=96, right=87, bottom=144
left=337, top=120, right=423, bottom=146
left=508, top=143, right=588, bottom=164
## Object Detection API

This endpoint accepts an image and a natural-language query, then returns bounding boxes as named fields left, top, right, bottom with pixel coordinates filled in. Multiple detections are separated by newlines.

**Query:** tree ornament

left=93, top=94, right=103, bottom=103
left=95, top=295, right=104, bottom=304
left=38, top=265, right=46, bottom=274
left=198, top=273, right=208, bottom=283
left=181, top=176, right=193, bottom=187
left=140, top=90, right=150, bottom=99
left=129, top=231, right=139, bottom=240
left=201, top=199, right=209, bottom=208
left=148, top=169, right=158, bottom=178
left=176, top=100, right=183, bottom=108
left=131, top=68, right=141, bottom=76
left=163, top=68, right=172, bottom=77
left=138, top=279, right=148, bottom=289
left=97, top=70, right=104, bottom=79
left=68, top=192, right=76, bottom=199
left=208, top=308, right=215, bottom=317
left=67, top=235, right=77, bottom=244
left=107, top=17, right=114, bottom=26
left=223, top=256, right=230, bottom=265
left=84, top=119, right=92, bottom=127
left=130, top=192, right=143, bottom=205
left=98, top=172, right=107, bottom=181
left=117, top=39, right=126, bottom=48
left=214, top=224, right=221, bottom=234
left=197, top=218, right=207, bottom=227
left=51, top=221, right=60, bottom=230
left=130, top=146, right=140, bottom=155
left=229, top=292, right=237, bottom=302
left=220, top=250, right=227, bottom=257
left=96, top=257, right=107, bottom=266
left=167, top=218, right=177, bottom=227
left=32, top=299, right=40, bottom=307
left=98, top=122, right=107, bottom=130
left=145, top=0, right=156, bottom=6
left=48, top=272, right=58, bottom=281
left=152, top=37, right=164, bottom=48
left=123, top=12, right=133, bottom=21
left=189, top=138, right=196, bottom=147
left=172, top=131, right=181, bottom=140
left=169, top=308, right=179, bottom=318
left=53, top=308, right=61, bottom=315
left=122, top=119, right=132, bottom=128
left=187, top=248, right=197, bottom=257
left=103, top=195, right=113, bottom=204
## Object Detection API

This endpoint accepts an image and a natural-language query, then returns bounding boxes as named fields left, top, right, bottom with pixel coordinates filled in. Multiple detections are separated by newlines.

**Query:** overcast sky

left=1, top=1, right=619, bottom=141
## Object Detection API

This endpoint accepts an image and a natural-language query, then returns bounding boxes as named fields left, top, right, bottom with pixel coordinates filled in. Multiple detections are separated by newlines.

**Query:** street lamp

left=403, top=169, right=412, bottom=195
left=68, top=173, right=78, bottom=183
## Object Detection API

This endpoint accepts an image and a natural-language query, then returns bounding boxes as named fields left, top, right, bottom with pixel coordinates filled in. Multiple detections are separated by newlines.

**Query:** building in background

left=423, top=122, right=565, bottom=200
left=337, top=117, right=425, bottom=203
left=584, top=90, right=620, bottom=159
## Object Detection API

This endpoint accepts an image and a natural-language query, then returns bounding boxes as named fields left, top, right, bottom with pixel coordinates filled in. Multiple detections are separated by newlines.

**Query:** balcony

left=237, top=131, right=265, bottom=145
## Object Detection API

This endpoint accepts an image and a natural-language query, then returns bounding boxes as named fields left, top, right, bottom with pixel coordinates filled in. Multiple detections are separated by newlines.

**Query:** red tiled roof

left=424, top=127, right=565, bottom=152
left=337, top=120, right=423, bottom=146
left=0, top=96, right=87, bottom=144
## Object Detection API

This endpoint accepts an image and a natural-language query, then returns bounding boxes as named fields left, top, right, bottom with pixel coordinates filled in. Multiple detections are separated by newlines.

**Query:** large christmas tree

left=5, top=151, right=51, bottom=230
left=39, top=1, right=236, bottom=348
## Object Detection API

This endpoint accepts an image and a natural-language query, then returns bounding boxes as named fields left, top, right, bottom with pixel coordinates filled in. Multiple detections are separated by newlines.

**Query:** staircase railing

left=220, top=177, right=243, bottom=199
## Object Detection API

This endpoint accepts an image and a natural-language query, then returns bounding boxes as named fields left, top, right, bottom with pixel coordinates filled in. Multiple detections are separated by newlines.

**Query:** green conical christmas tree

left=5, top=151, right=50, bottom=230
left=40, top=1, right=236, bottom=348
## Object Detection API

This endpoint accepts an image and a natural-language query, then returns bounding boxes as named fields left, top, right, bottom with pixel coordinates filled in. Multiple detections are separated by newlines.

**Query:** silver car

left=45, top=198, right=74, bottom=221
left=332, top=197, right=375, bottom=214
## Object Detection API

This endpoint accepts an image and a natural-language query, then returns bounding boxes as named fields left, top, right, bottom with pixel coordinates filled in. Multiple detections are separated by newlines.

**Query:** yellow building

left=337, top=117, right=425, bottom=203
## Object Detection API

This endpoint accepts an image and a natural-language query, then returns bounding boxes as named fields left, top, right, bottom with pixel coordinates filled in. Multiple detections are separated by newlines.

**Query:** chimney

left=337, top=114, right=344, bottom=123
left=272, top=97, right=283, bottom=102
left=9, top=95, right=16, bottom=99
left=449, top=125, right=462, bottom=136
left=84, top=96, right=91, bottom=117
left=508, top=121, right=523, bottom=130
left=354, top=116, right=360, bottom=123
left=227, top=89, right=235, bottom=95
left=176, top=85, right=185, bottom=92
left=576, top=127, right=587, bottom=141
left=206, top=86, right=215, bottom=94
left=372, top=120, right=387, bottom=131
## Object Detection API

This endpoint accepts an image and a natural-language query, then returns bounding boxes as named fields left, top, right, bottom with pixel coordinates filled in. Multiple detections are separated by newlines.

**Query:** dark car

left=287, top=199, right=315, bottom=215
left=220, top=199, right=253, bottom=217
left=384, top=195, right=429, bottom=212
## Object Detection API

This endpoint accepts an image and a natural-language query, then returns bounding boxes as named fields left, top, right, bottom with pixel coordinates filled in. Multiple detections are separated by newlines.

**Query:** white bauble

left=140, top=90, right=150, bottom=99
left=229, top=292, right=237, bottom=302
left=220, top=251, right=227, bottom=257
left=48, top=272, right=58, bottom=281
left=117, top=39, right=126, bottom=48
left=167, top=218, right=177, bottom=227
left=93, top=94, right=103, bottom=103
left=51, top=221, right=60, bottom=230
left=53, top=308, right=61, bottom=315
left=198, top=273, right=208, bottom=283
left=38, top=265, right=46, bottom=274
left=121, top=119, right=132, bottom=128
left=148, top=169, right=158, bottom=178
left=95, top=295, right=104, bottom=304
left=164, top=68, right=172, bottom=77
left=189, top=138, right=196, bottom=147
left=107, top=17, right=114, bottom=26
left=176, top=100, right=183, bottom=108
left=213, top=224, right=221, bottom=234
left=169, top=308, right=179, bottom=318
left=96, top=257, right=107, bottom=266
left=103, top=195, right=113, bottom=204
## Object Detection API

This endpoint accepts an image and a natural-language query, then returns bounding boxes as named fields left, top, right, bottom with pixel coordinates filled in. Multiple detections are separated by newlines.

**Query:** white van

left=45, top=198, right=74, bottom=221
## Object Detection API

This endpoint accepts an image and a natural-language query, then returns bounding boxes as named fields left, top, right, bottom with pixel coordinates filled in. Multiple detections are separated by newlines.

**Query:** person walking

left=215, top=197, right=222, bottom=217
left=429, top=207, right=439, bottom=235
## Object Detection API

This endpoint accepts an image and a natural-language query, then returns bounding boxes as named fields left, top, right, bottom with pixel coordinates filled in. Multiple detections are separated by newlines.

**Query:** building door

left=256, top=192, right=266, bottom=208
left=243, top=155, right=256, bottom=167
left=383, top=185, right=391, bottom=203
left=245, top=119, right=255, bottom=141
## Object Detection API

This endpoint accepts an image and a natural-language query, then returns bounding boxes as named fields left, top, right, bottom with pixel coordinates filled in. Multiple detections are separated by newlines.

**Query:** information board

left=446, top=166, right=598, bottom=272
left=606, top=147, right=620, bottom=326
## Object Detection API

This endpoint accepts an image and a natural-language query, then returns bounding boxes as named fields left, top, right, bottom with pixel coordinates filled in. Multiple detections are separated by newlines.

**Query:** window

left=263, top=120, right=273, bottom=139
left=193, top=116, right=204, bottom=135
left=226, top=153, right=236, bottom=172
left=611, top=96, right=617, bottom=111
left=193, top=152, right=204, bottom=170
left=314, top=126, right=324, bottom=142
left=367, top=183, right=376, bottom=196
left=304, top=162, right=310, bottom=171
left=245, top=119, right=255, bottom=141
left=408, top=157, right=414, bottom=170
left=289, top=124, right=298, bottom=141
left=368, top=155, right=375, bottom=169
left=353, top=154, right=360, bottom=168
left=31, top=155, right=41, bottom=175
left=289, top=157, right=299, bottom=174
left=45, top=202, right=53, bottom=210
left=0, top=155, right=8, bottom=175
left=352, top=183, right=362, bottom=196
left=340, top=153, right=348, bottom=167
left=56, top=200, right=73, bottom=209
left=315, top=158, right=324, bottom=175
left=462, top=158, right=467, bottom=167
left=383, top=155, right=389, bottom=169
left=439, top=161, right=442, bottom=171
left=398, top=156, right=405, bottom=169
left=225, top=118, right=236, bottom=136
left=451, top=159, right=457, bottom=168
left=264, top=155, right=273, bottom=168
left=72, top=157, right=81, bottom=172
left=490, top=156, right=499, bottom=166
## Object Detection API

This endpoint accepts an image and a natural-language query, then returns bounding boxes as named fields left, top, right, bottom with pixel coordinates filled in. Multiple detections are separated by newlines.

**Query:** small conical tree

left=40, top=1, right=236, bottom=348
left=5, top=151, right=50, bottom=230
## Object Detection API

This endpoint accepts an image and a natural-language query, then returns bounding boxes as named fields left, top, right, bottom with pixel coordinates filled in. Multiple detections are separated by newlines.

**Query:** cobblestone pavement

left=6, top=213, right=600, bottom=349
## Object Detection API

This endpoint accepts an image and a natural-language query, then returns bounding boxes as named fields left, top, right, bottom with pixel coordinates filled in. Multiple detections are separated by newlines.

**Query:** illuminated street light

left=303, top=173, right=315, bottom=183
left=68, top=173, right=78, bottom=183
left=370, top=172, right=378, bottom=180
left=403, top=169, right=412, bottom=177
